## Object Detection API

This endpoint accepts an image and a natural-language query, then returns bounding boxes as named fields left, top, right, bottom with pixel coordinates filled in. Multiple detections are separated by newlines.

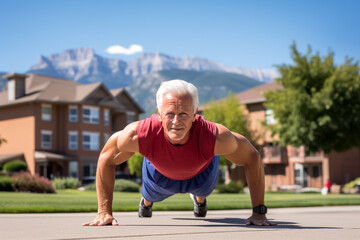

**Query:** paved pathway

left=1, top=206, right=360, bottom=240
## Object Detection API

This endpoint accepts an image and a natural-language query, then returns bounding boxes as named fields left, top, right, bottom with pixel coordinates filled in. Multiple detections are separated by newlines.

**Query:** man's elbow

left=98, top=152, right=115, bottom=168
left=247, top=148, right=262, bottom=167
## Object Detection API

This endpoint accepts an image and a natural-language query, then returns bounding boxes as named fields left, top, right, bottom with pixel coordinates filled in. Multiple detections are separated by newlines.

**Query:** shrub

left=12, top=172, right=55, bottom=193
left=216, top=182, right=244, bottom=194
left=0, top=176, right=14, bottom=191
left=52, top=177, right=81, bottom=190
left=85, top=179, right=140, bottom=192
left=114, top=179, right=140, bottom=192
left=84, top=182, right=96, bottom=191
left=343, top=177, right=360, bottom=190
left=0, top=164, right=3, bottom=171
left=3, top=160, right=27, bottom=172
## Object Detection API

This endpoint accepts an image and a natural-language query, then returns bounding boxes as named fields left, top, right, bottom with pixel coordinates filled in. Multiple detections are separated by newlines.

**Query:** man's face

left=158, top=93, right=197, bottom=145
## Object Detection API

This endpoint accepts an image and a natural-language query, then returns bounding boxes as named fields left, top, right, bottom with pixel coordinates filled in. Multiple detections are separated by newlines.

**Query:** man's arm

left=82, top=122, right=139, bottom=226
left=214, top=123, right=276, bottom=226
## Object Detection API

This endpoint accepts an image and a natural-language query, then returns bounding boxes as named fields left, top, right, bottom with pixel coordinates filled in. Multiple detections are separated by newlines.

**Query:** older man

left=83, top=79, right=276, bottom=226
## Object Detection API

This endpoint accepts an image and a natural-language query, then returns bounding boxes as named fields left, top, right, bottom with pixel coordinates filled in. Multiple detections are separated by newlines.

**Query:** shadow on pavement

left=169, top=217, right=343, bottom=230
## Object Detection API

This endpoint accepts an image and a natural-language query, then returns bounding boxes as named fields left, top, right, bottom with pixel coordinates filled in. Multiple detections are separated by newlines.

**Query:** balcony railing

left=262, top=146, right=288, bottom=164
left=289, top=146, right=324, bottom=161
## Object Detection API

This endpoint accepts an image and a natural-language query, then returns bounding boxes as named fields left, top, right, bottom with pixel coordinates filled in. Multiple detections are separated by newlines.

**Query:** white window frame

left=69, top=161, right=78, bottom=178
left=8, top=79, right=15, bottom=101
left=68, top=131, right=78, bottom=150
left=265, top=108, right=277, bottom=125
left=69, top=105, right=78, bottom=122
left=41, top=104, right=52, bottom=121
left=83, top=106, right=99, bottom=124
left=82, top=132, right=100, bottom=151
left=126, top=111, right=136, bottom=124
left=41, top=130, right=52, bottom=149
left=104, top=108, right=110, bottom=126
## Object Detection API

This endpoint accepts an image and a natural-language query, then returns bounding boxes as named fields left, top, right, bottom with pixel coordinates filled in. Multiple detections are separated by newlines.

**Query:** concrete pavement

left=1, top=206, right=360, bottom=240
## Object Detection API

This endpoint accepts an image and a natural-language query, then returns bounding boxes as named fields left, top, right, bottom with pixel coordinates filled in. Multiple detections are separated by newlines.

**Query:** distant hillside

left=1, top=68, right=263, bottom=115
left=1, top=48, right=278, bottom=114
left=26, top=48, right=278, bottom=90
left=126, top=69, right=263, bottom=114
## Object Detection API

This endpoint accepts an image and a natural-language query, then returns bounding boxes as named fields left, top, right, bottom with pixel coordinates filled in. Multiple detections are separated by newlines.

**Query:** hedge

left=0, top=176, right=13, bottom=191
left=216, top=182, right=245, bottom=193
left=3, top=160, right=27, bottom=172
left=12, top=172, right=55, bottom=193
left=52, top=177, right=81, bottom=190
left=343, top=177, right=360, bottom=190
left=85, top=179, right=140, bottom=192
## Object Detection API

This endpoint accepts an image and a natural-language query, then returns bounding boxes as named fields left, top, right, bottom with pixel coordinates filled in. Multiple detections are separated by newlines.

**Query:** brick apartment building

left=0, top=73, right=143, bottom=182
left=205, top=82, right=360, bottom=191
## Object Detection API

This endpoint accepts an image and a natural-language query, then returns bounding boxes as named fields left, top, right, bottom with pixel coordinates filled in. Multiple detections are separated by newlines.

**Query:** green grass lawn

left=1, top=190, right=360, bottom=213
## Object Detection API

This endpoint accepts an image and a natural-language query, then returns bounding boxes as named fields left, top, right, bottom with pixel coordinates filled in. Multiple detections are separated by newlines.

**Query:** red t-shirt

left=137, top=114, right=217, bottom=180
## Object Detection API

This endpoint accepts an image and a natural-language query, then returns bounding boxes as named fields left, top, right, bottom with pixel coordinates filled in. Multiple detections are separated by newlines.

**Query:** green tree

left=264, top=43, right=360, bottom=153
left=127, top=152, right=144, bottom=177
left=203, top=92, right=259, bottom=179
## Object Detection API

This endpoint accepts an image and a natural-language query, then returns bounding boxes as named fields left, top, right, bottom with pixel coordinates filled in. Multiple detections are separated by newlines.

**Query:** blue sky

left=1, top=0, right=359, bottom=73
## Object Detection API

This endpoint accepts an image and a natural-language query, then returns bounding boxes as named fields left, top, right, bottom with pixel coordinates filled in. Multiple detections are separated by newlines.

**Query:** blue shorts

left=141, top=156, right=220, bottom=202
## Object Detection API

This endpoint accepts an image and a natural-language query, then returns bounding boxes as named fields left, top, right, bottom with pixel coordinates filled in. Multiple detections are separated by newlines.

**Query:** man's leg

left=188, top=156, right=220, bottom=217
left=143, top=198, right=152, bottom=206
left=139, top=157, right=179, bottom=217
left=139, top=197, right=153, bottom=218
left=195, top=197, right=205, bottom=204
left=190, top=193, right=208, bottom=217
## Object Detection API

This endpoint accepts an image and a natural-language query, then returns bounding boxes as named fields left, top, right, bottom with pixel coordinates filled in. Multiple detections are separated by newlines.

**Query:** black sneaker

left=138, top=197, right=153, bottom=218
left=190, top=194, right=207, bottom=217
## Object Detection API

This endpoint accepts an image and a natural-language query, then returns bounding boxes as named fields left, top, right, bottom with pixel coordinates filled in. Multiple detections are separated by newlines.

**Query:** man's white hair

left=156, top=79, right=199, bottom=114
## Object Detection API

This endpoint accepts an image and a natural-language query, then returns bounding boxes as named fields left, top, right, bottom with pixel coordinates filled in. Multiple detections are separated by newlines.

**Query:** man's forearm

left=244, top=152, right=265, bottom=207
left=96, top=156, right=116, bottom=214
left=223, top=133, right=265, bottom=208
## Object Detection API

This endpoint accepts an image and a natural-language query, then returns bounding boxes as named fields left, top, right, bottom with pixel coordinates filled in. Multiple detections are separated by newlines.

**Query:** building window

left=8, top=79, right=15, bottom=100
left=82, top=132, right=99, bottom=151
left=41, top=130, right=52, bottom=149
left=42, top=104, right=52, bottom=121
left=265, top=108, right=276, bottom=125
left=126, top=111, right=136, bottom=124
left=83, top=162, right=97, bottom=180
left=69, top=161, right=78, bottom=178
left=68, top=131, right=78, bottom=150
left=104, top=133, right=110, bottom=145
left=313, top=165, right=320, bottom=178
left=69, top=105, right=78, bottom=122
left=104, top=109, right=110, bottom=126
left=83, top=106, right=99, bottom=124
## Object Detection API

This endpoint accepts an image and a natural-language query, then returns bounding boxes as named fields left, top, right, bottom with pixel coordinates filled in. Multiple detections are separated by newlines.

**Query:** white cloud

left=105, top=44, right=143, bottom=55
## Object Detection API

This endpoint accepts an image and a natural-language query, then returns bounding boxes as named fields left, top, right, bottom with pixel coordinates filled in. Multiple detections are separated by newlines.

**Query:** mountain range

left=1, top=48, right=279, bottom=113
left=127, top=69, right=263, bottom=113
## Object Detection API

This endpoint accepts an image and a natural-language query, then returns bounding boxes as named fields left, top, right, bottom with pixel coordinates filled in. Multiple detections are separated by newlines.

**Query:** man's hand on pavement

left=245, top=213, right=277, bottom=226
left=82, top=212, right=119, bottom=226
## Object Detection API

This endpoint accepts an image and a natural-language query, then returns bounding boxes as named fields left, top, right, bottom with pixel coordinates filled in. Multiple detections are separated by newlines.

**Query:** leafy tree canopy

left=203, top=92, right=259, bottom=168
left=127, top=152, right=144, bottom=177
left=264, top=43, right=360, bottom=153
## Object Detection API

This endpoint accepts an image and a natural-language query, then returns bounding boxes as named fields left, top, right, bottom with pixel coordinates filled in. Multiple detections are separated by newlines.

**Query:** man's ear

left=193, top=108, right=198, bottom=122
left=157, top=107, right=162, bottom=122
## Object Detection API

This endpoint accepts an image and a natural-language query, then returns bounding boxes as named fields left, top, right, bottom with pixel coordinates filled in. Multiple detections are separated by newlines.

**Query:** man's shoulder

left=196, top=115, right=216, bottom=131
left=214, top=124, right=238, bottom=155
left=117, top=121, right=140, bottom=152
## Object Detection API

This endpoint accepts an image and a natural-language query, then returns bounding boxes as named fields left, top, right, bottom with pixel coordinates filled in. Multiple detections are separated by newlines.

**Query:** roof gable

left=235, top=82, right=283, bottom=104
left=80, top=83, right=114, bottom=104
left=111, top=88, right=144, bottom=113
